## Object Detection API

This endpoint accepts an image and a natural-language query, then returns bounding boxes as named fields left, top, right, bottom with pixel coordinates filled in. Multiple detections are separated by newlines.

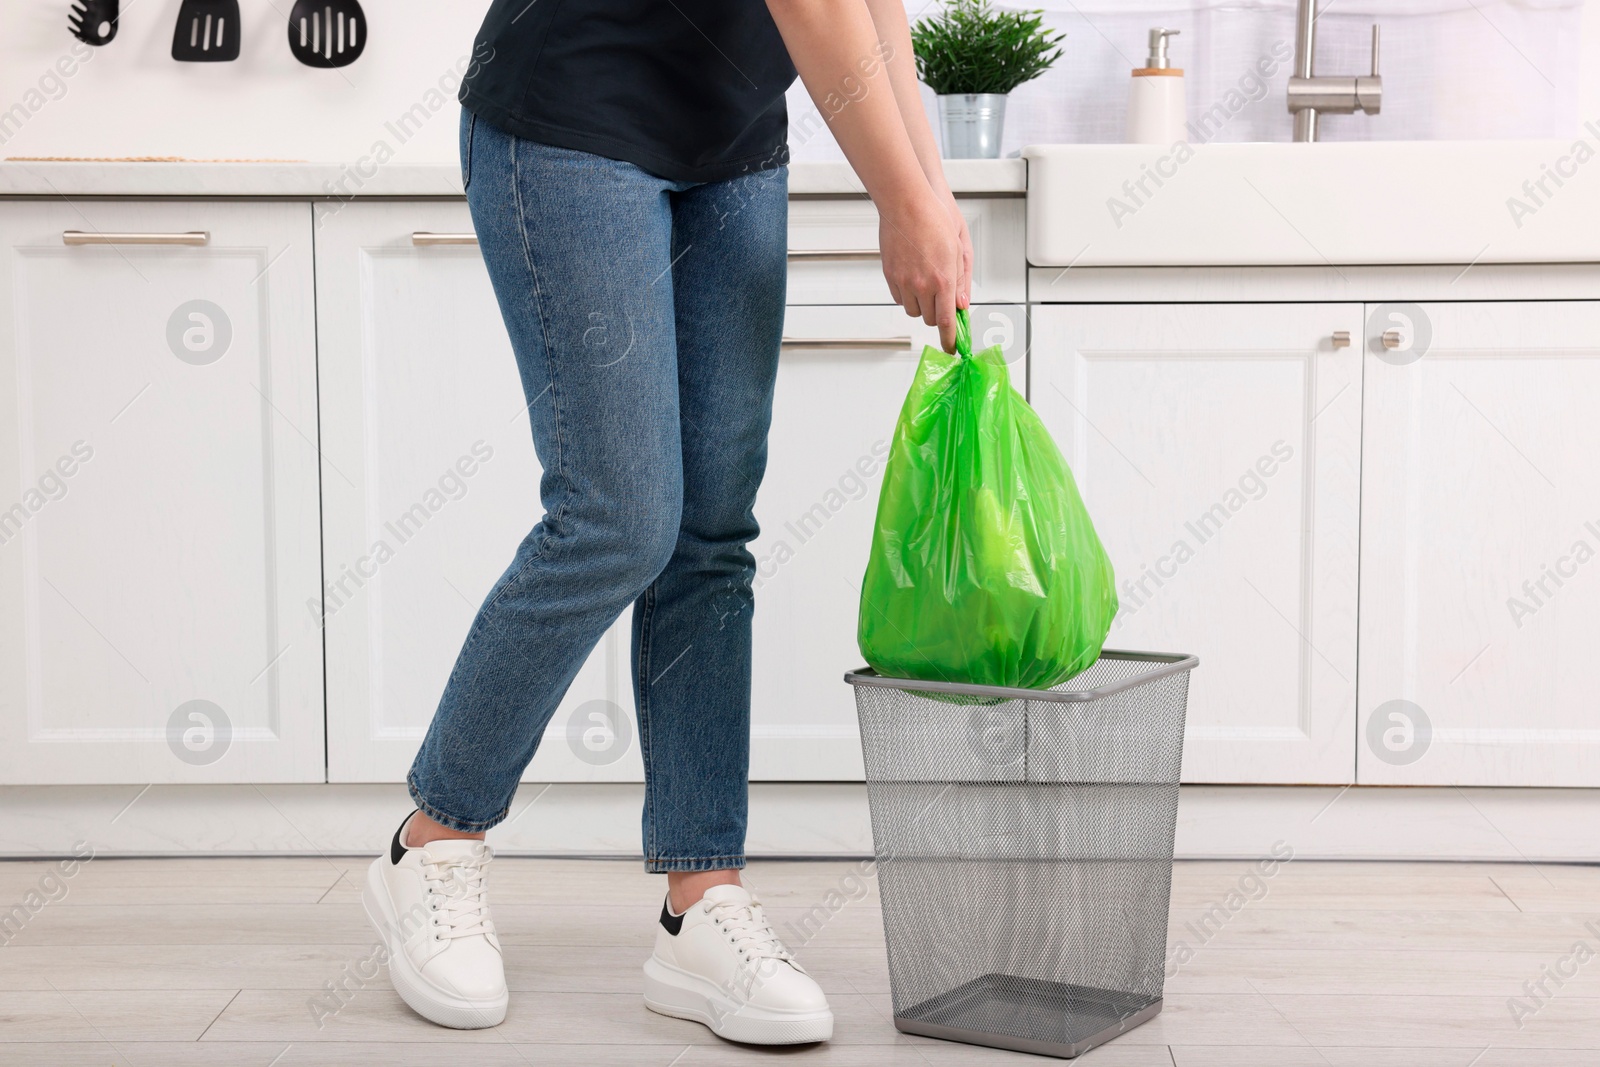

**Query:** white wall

left=0, top=0, right=1594, bottom=166
left=1, top=0, right=492, bottom=163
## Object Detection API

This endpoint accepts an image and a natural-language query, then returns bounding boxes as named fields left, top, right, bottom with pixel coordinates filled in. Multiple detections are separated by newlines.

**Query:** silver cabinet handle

left=1331, top=331, right=1351, bottom=348
left=63, top=231, right=209, bottom=246
left=1382, top=329, right=1404, bottom=349
left=781, top=336, right=910, bottom=350
left=786, top=249, right=879, bottom=261
left=412, top=232, right=479, bottom=246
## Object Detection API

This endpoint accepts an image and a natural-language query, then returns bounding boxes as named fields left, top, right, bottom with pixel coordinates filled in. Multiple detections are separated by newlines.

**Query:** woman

left=361, top=0, right=973, bottom=1042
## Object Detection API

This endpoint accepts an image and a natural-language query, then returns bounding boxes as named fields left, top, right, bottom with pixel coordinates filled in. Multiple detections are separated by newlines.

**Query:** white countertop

left=0, top=159, right=1026, bottom=198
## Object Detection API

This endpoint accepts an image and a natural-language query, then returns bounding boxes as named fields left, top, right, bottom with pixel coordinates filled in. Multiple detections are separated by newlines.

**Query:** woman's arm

left=861, top=0, right=974, bottom=306
left=766, top=0, right=967, bottom=351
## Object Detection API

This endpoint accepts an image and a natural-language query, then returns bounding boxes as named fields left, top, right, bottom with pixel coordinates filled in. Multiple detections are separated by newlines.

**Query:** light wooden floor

left=1, top=856, right=1597, bottom=1065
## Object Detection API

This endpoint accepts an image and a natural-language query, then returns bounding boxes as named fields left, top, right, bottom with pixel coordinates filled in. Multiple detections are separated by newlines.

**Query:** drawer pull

left=786, top=249, right=879, bottom=261
left=1331, top=331, right=1351, bottom=348
left=62, top=231, right=209, bottom=246
left=781, top=336, right=911, bottom=351
left=412, top=232, right=479, bottom=246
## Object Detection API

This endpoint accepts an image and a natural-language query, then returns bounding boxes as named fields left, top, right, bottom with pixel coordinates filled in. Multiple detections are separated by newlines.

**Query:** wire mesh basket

left=846, top=650, right=1197, bottom=1060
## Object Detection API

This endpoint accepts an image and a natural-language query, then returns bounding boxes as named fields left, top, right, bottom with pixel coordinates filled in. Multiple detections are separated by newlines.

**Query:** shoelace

left=706, top=895, right=795, bottom=965
left=419, top=848, right=495, bottom=941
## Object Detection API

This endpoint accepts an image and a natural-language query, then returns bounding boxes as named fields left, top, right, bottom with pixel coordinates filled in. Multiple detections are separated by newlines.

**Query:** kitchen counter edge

left=0, top=159, right=1027, bottom=198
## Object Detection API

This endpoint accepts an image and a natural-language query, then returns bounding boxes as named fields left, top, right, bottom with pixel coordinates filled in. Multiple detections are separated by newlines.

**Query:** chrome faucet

left=1288, top=0, right=1382, bottom=141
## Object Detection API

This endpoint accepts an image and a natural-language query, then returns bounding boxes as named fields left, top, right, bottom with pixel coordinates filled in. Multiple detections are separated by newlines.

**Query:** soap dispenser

left=1126, top=28, right=1187, bottom=145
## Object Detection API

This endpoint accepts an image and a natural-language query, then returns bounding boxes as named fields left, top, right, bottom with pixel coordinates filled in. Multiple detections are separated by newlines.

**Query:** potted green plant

left=911, top=0, right=1064, bottom=159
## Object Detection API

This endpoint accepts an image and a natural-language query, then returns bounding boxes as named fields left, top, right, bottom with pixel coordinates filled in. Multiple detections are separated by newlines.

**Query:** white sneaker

left=643, top=883, right=833, bottom=1044
left=361, top=813, right=508, bottom=1029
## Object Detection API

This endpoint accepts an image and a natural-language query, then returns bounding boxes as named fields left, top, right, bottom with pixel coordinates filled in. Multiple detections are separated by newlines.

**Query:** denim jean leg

left=408, top=115, right=689, bottom=832
left=634, top=167, right=789, bottom=871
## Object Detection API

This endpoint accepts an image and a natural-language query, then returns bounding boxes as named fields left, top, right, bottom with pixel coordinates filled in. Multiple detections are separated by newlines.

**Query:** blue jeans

left=407, top=112, right=788, bottom=872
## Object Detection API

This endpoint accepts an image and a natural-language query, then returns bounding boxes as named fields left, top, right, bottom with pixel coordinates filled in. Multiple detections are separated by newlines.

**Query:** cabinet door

left=1031, top=304, right=1362, bottom=784
left=752, top=304, right=1028, bottom=778
left=314, top=203, right=630, bottom=784
left=0, top=201, right=323, bottom=783
left=1359, top=301, right=1600, bottom=785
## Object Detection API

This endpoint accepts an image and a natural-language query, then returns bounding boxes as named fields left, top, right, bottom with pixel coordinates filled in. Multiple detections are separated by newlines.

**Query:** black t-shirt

left=459, top=0, right=798, bottom=184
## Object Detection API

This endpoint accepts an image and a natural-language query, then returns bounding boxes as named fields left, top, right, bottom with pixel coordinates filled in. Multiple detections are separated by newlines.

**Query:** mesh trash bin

left=846, top=649, right=1197, bottom=1060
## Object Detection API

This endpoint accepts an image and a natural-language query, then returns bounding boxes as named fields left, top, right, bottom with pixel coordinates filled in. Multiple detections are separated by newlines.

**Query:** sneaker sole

left=642, top=956, right=834, bottom=1045
left=361, top=859, right=508, bottom=1030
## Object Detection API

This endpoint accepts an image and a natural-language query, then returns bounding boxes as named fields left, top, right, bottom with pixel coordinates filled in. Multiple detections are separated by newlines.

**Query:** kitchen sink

left=1021, top=140, right=1600, bottom=267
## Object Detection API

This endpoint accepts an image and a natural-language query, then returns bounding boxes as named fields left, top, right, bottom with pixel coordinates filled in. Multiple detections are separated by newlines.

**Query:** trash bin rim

left=843, top=649, right=1198, bottom=704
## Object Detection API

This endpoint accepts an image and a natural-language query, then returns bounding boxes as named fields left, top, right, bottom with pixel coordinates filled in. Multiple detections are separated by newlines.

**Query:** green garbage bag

left=857, top=308, right=1117, bottom=690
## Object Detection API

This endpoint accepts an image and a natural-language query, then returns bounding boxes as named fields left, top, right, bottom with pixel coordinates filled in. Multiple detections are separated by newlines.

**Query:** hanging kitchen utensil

left=68, top=0, right=119, bottom=45
left=171, top=0, right=240, bottom=62
left=287, top=0, right=367, bottom=68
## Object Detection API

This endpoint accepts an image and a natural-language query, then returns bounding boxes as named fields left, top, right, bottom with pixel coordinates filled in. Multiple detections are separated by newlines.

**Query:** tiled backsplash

left=790, top=0, right=1586, bottom=161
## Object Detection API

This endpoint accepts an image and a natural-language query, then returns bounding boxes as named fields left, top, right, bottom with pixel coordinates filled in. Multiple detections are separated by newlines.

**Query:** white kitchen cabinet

left=787, top=198, right=1025, bottom=305
left=1031, top=304, right=1363, bottom=784
left=1358, top=300, right=1600, bottom=786
left=313, top=202, right=630, bottom=784
left=751, top=304, right=1028, bottom=779
left=0, top=201, right=323, bottom=783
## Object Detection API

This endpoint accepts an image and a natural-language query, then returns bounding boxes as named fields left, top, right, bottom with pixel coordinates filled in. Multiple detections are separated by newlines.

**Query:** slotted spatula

left=288, top=0, right=367, bottom=68
left=171, top=0, right=240, bottom=61
left=68, top=0, right=119, bottom=46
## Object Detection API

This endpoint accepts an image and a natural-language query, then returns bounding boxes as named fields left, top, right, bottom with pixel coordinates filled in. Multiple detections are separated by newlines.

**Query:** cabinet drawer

left=787, top=197, right=1025, bottom=306
left=778, top=302, right=1026, bottom=359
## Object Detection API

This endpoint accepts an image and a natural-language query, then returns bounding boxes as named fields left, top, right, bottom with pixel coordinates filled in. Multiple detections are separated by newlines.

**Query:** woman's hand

left=879, top=188, right=964, bottom=352
left=764, top=0, right=972, bottom=349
